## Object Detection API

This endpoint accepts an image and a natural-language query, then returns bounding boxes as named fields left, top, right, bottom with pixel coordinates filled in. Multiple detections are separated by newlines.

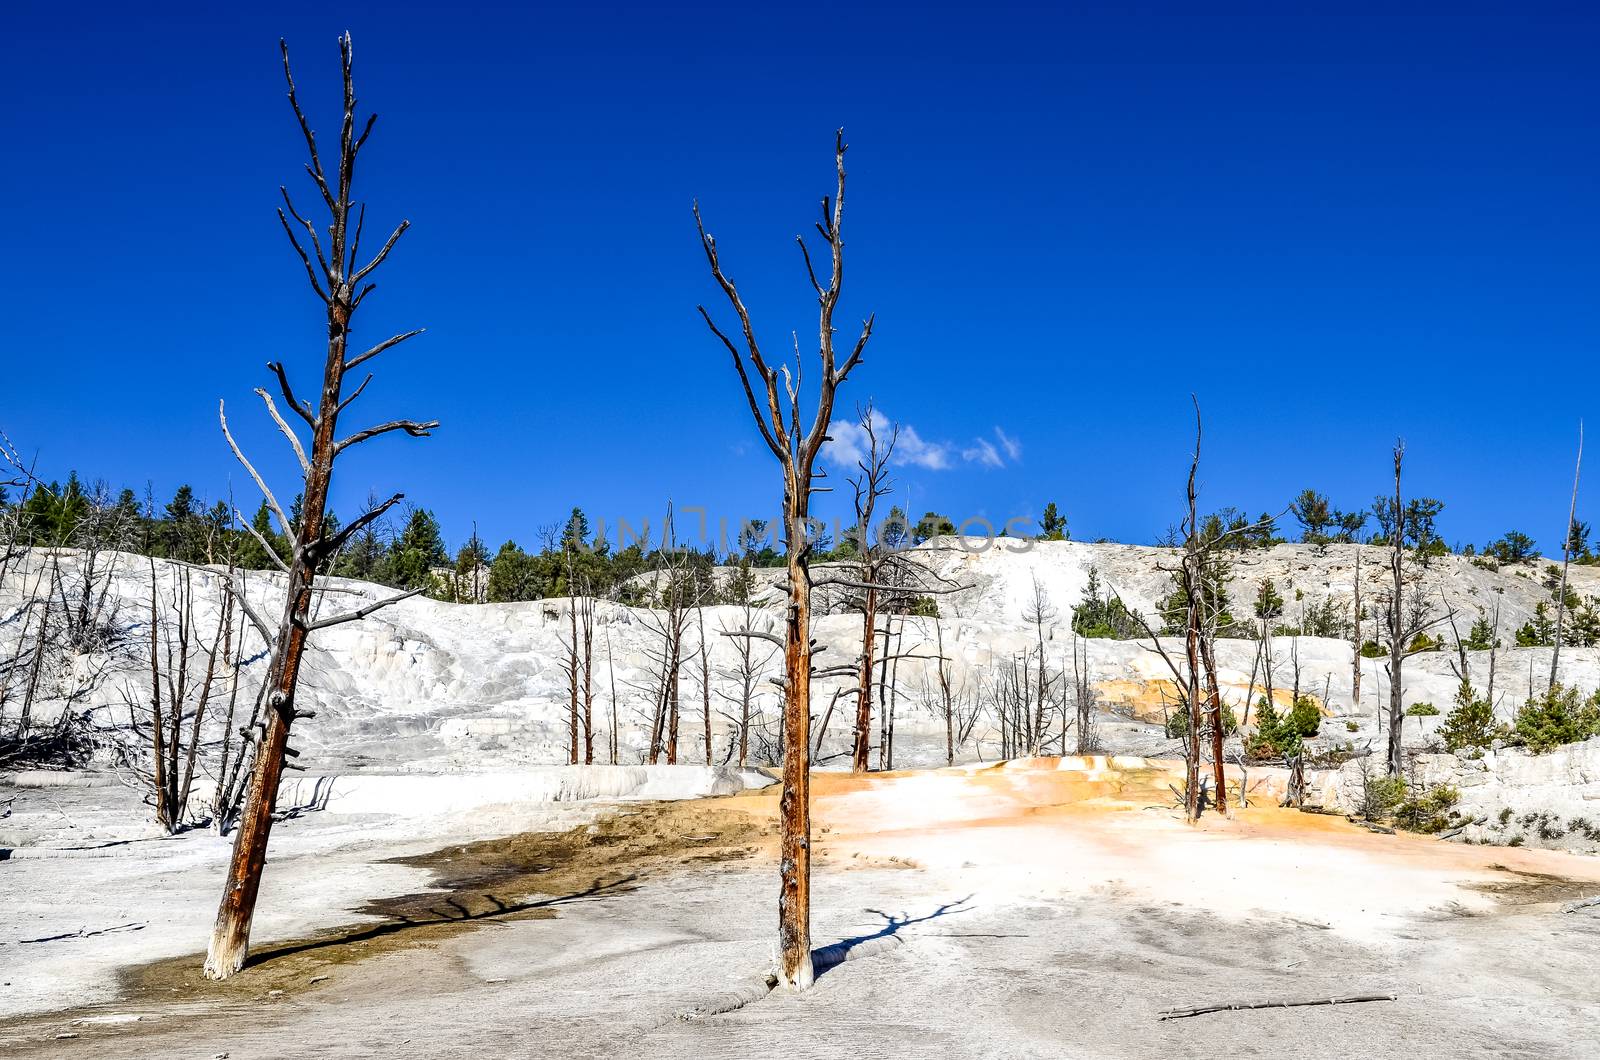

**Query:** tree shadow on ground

left=245, top=874, right=638, bottom=969
left=813, top=895, right=975, bottom=978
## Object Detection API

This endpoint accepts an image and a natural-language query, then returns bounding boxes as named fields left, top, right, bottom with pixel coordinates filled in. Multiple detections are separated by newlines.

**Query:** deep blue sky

left=3, top=3, right=1596, bottom=554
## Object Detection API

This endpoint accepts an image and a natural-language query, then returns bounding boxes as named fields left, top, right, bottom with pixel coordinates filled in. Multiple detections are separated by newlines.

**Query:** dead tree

left=1069, top=631, right=1098, bottom=754
left=717, top=600, right=778, bottom=768
left=559, top=564, right=597, bottom=765
left=1550, top=422, right=1582, bottom=685
left=122, top=561, right=235, bottom=832
left=1351, top=545, right=1363, bottom=713
left=604, top=625, right=620, bottom=765
left=203, top=35, right=437, bottom=980
left=846, top=404, right=897, bottom=772
left=638, top=514, right=696, bottom=764
left=695, top=130, right=873, bottom=989
left=1131, top=400, right=1271, bottom=819
left=1021, top=573, right=1061, bottom=756
left=1379, top=442, right=1450, bottom=776
left=695, top=606, right=714, bottom=763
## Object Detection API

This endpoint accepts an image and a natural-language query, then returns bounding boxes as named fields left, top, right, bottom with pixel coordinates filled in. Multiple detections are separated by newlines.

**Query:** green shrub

left=1395, top=784, right=1461, bottom=834
left=1345, top=720, right=1359, bottom=732
left=1511, top=684, right=1600, bottom=753
left=1165, top=703, right=1238, bottom=740
left=1359, top=640, right=1387, bottom=659
left=1405, top=702, right=1439, bottom=717
left=1360, top=773, right=1407, bottom=821
left=1439, top=681, right=1500, bottom=753
left=1285, top=695, right=1322, bottom=738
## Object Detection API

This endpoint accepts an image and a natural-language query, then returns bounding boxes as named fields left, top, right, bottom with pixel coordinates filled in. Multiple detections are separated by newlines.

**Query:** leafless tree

left=716, top=599, right=778, bottom=768
left=845, top=403, right=897, bottom=772
left=1020, top=573, right=1061, bottom=756
left=1068, top=631, right=1099, bottom=754
left=559, top=564, right=597, bottom=764
left=1130, top=400, right=1271, bottom=819
left=1351, top=545, right=1363, bottom=713
left=637, top=510, right=698, bottom=764
left=1379, top=442, right=1450, bottom=777
left=118, top=561, right=237, bottom=832
left=203, top=35, right=438, bottom=980
left=694, top=130, right=873, bottom=989
left=1550, top=422, right=1582, bottom=684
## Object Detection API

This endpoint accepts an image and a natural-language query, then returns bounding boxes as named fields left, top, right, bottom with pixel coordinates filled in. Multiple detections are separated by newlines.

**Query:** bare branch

left=279, top=38, right=336, bottom=213
left=344, top=328, right=425, bottom=372
left=219, top=401, right=291, bottom=536
left=275, top=208, right=329, bottom=301
left=335, top=373, right=374, bottom=416
left=267, top=362, right=317, bottom=427
left=233, top=508, right=289, bottom=574
left=333, top=418, right=440, bottom=455
left=303, top=587, right=424, bottom=632
left=253, top=389, right=310, bottom=475
left=350, top=219, right=410, bottom=286
left=323, top=493, right=403, bottom=555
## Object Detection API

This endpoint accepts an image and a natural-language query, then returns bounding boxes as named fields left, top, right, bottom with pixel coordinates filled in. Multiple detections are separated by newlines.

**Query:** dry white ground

left=4, top=759, right=1599, bottom=1059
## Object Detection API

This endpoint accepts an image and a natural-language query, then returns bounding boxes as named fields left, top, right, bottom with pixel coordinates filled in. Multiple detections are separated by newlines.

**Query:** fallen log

left=1158, top=993, right=1397, bottom=1021
left=1561, top=895, right=1600, bottom=913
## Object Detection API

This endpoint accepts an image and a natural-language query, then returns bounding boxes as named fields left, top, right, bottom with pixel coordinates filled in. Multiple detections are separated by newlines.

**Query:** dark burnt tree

left=204, top=35, right=437, bottom=980
left=695, top=131, right=873, bottom=989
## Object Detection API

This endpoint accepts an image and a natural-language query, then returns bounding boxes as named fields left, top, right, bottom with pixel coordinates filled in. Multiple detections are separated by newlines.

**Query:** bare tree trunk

left=1551, top=422, right=1582, bottom=686
left=205, top=35, right=435, bottom=979
left=854, top=583, right=877, bottom=771
left=605, top=627, right=619, bottom=766
left=698, top=609, right=713, bottom=764
left=1351, top=545, right=1362, bottom=712
left=582, top=596, right=595, bottom=765
left=567, top=592, right=580, bottom=765
left=1386, top=442, right=1406, bottom=777
left=695, top=131, right=871, bottom=990
left=1199, top=630, right=1227, bottom=815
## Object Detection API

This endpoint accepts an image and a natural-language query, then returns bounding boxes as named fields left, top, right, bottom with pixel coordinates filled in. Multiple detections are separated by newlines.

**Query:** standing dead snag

left=203, top=34, right=437, bottom=981
left=695, top=130, right=873, bottom=990
left=1379, top=441, right=1449, bottom=776
left=845, top=404, right=898, bottom=772
left=1550, top=422, right=1582, bottom=685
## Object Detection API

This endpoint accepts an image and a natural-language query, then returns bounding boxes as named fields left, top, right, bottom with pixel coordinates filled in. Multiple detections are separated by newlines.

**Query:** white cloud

left=824, top=410, right=1019, bottom=472
left=994, top=426, right=1022, bottom=462
left=896, top=423, right=953, bottom=470
left=961, top=437, right=1004, bottom=469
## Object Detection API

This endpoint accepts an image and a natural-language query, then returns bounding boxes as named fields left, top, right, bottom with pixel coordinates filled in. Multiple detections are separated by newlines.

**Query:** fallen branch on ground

left=1561, top=895, right=1600, bottom=913
left=1158, top=993, right=1397, bottom=1021
left=18, top=922, right=146, bottom=944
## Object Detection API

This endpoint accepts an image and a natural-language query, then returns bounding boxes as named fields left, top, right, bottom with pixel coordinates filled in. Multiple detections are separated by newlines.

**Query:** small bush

left=1396, top=784, right=1461, bottom=834
left=1405, top=703, right=1439, bottom=717
left=1568, top=817, right=1600, bottom=841
left=1360, top=771, right=1407, bottom=821
left=1497, top=807, right=1513, bottom=825
left=1440, top=681, right=1501, bottom=753
left=1511, top=684, right=1600, bottom=753
left=1165, top=703, right=1238, bottom=740
left=1345, top=720, right=1359, bottom=732
left=1246, top=697, right=1316, bottom=758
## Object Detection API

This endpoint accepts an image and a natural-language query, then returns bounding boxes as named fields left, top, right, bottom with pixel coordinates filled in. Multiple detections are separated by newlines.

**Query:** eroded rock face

left=3, top=542, right=1598, bottom=774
